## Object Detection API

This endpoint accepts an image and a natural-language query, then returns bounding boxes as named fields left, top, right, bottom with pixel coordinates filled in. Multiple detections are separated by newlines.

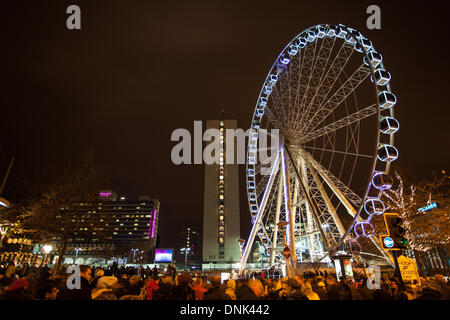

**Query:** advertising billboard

left=155, top=249, right=173, bottom=263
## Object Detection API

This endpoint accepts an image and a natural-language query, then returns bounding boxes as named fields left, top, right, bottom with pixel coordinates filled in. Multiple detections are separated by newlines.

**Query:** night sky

left=1, top=1, right=449, bottom=250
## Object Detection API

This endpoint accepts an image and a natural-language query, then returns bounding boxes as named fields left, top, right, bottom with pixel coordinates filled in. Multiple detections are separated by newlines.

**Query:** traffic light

left=384, top=213, right=408, bottom=249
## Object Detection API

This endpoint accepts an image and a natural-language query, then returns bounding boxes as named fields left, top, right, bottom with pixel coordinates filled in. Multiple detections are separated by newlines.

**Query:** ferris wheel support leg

left=240, top=153, right=281, bottom=273
left=281, top=148, right=298, bottom=274
left=307, top=162, right=347, bottom=237
left=270, top=178, right=283, bottom=267
left=285, top=145, right=331, bottom=254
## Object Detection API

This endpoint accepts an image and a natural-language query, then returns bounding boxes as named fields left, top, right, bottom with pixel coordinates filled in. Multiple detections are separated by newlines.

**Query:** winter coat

left=191, top=284, right=207, bottom=300
left=145, top=280, right=159, bottom=300
left=204, top=286, right=231, bottom=300
left=236, top=284, right=257, bottom=300
left=57, top=276, right=92, bottom=300
left=94, top=290, right=117, bottom=300
left=168, top=284, right=194, bottom=300
left=153, top=283, right=174, bottom=300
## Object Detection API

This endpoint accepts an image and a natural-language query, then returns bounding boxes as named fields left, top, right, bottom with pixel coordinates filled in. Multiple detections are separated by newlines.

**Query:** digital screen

left=155, top=249, right=173, bottom=262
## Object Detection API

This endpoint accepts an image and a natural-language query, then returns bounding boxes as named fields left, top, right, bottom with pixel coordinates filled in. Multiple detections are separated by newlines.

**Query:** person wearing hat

left=93, top=276, right=118, bottom=300
left=4, top=278, right=33, bottom=300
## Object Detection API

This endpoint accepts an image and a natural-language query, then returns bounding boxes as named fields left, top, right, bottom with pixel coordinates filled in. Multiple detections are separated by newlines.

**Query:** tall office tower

left=202, top=119, right=241, bottom=269
left=178, top=226, right=201, bottom=269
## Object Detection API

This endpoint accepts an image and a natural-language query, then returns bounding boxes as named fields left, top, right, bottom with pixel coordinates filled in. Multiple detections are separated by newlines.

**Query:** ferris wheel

left=241, top=24, right=399, bottom=271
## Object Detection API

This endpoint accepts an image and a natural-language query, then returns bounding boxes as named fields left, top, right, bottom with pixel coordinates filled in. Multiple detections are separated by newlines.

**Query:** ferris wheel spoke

left=289, top=40, right=319, bottom=132
left=292, top=36, right=337, bottom=134
left=303, top=145, right=374, bottom=159
left=298, top=104, right=377, bottom=144
left=298, top=149, right=362, bottom=209
left=303, top=63, right=372, bottom=135
left=298, top=41, right=355, bottom=134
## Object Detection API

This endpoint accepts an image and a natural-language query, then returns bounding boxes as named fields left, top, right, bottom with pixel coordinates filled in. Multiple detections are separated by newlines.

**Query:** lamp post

left=182, top=247, right=190, bottom=271
left=43, top=245, right=53, bottom=265
left=75, top=248, right=82, bottom=264
left=131, top=249, right=138, bottom=264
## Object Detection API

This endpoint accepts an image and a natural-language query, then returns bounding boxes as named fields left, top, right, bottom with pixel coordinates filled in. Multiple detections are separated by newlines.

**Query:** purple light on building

left=149, top=210, right=157, bottom=239
left=99, top=192, right=112, bottom=197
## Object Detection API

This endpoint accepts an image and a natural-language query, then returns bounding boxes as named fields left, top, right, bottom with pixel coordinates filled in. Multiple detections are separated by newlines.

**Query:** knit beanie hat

left=97, top=276, right=118, bottom=289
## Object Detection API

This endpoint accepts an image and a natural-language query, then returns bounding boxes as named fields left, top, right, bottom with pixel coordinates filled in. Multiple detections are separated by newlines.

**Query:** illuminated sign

left=99, top=192, right=112, bottom=197
left=155, top=249, right=173, bottom=262
left=383, top=237, right=394, bottom=248
left=149, top=210, right=157, bottom=239
left=418, top=202, right=439, bottom=213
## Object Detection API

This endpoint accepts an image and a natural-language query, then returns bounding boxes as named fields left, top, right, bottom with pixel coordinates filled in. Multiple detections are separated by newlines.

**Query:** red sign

left=283, top=247, right=291, bottom=259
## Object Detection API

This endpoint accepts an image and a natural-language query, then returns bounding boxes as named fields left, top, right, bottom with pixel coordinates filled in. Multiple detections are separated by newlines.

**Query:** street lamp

left=181, top=247, right=190, bottom=271
left=131, top=249, right=138, bottom=264
left=238, top=239, right=246, bottom=260
left=75, top=248, right=82, bottom=263
left=43, top=245, right=53, bottom=265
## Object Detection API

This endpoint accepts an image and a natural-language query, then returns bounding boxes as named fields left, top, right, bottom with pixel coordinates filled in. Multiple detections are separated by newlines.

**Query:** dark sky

left=1, top=0, right=449, bottom=250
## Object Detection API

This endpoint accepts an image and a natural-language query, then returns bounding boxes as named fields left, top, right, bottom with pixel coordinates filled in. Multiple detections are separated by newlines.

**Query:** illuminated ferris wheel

left=241, top=24, right=399, bottom=271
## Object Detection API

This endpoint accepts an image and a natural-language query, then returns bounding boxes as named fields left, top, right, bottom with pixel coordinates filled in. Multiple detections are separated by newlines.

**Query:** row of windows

left=218, top=122, right=225, bottom=247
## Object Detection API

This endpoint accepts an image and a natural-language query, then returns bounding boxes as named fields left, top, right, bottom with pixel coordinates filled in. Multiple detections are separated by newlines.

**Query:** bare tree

left=379, top=170, right=450, bottom=252
left=22, top=150, right=109, bottom=272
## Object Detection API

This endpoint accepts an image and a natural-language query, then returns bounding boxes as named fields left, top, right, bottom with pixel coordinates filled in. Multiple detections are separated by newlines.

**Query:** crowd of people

left=0, top=263, right=448, bottom=300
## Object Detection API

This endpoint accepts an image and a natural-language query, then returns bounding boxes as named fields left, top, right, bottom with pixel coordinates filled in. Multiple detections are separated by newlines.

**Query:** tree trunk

left=55, top=237, right=67, bottom=274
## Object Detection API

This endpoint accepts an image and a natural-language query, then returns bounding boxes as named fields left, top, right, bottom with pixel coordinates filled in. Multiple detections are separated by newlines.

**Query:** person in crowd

left=169, top=273, right=194, bottom=300
left=152, top=265, right=159, bottom=278
left=57, top=265, right=92, bottom=300
left=0, top=265, right=16, bottom=287
left=153, top=276, right=175, bottom=300
left=373, top=278, right=393, bottom=300
left=3, top=278, right=33, bottom=300
left=266, top=278, right=284, bottom=300
left=285, top=278, right=308, bottom=300
left=191, top=278, right=207, bottom=300
left=247, top=279, right=266, bottom=299
left=126, top=275, right=143, bottom=296
left=390, top=278, right=408, bottom=300
left=145, top=276, right=160, bottom=300
left=236, top=279, right=257, bottom=300
left=91, top=269, right=104, bottom=289
left=313, top=277, right=328, bottom=300
left=35, top=279, right=59, bottom=300
left=301, top=281, right=320, bottom=300
left=325, top=275, right=347, bottom=300
left=224, top=279, right=236, bottom=300
left=92, top=276, right=119, bottom=300
left=204, top=275, right=230, bottom=300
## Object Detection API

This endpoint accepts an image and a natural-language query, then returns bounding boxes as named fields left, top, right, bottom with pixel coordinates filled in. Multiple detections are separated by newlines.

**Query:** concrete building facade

left=202, top=119, right=241, bottom=270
